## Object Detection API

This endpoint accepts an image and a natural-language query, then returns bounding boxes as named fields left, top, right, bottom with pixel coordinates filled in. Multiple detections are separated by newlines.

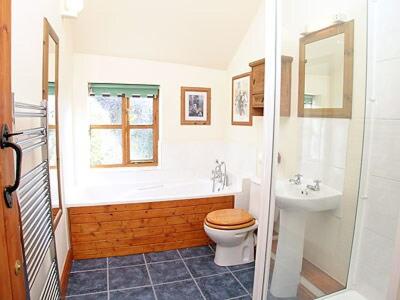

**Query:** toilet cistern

left=211, top=160, right=228, bottom=192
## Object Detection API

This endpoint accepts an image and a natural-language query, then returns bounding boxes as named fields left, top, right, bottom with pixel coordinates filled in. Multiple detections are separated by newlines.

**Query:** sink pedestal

left=270, top=209, right=307, bottom=298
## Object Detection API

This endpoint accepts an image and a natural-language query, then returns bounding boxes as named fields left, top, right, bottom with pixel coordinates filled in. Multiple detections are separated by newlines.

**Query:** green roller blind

left=88, top=83, right=159, bottom=97
left=48, top=82, right=55, bottom=96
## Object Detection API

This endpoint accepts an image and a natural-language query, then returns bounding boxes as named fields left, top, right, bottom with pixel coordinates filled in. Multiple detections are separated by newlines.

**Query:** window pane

left=89, top=96, right=122, bottom=125
left=48, top=95, right=56, bottom=125
left=48, top=128, right=57, bottom=166
left=90, top=129, right=122, bottom=165
left=130, top=129, right=153, bottom=161
left=129, top=96, right=153, bottom=125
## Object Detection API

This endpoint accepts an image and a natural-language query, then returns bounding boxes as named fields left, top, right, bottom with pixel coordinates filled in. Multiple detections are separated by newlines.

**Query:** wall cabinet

left=249, top=55, right=293, bottom=117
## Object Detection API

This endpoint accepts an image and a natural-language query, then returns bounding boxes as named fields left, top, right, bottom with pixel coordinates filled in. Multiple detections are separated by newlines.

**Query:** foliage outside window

left=88, top=83, right=159, bottom=167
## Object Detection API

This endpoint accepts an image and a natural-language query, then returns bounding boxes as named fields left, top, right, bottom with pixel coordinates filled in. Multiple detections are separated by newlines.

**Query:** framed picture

left=232, top=72, right=252, bottom=126
left=181, top=87, right=211, bottom=125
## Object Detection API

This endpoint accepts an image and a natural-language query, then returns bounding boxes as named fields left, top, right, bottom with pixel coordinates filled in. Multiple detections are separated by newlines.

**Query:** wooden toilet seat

left=205, top=208, right=256, bottom=230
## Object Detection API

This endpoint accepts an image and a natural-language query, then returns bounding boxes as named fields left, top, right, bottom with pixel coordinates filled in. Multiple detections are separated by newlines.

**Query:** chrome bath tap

left=212, top=160, right=228, bottom=192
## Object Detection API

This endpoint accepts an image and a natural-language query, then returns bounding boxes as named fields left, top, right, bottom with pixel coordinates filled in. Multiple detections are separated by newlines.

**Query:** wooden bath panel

left=68, top=196, right=234, bottom=259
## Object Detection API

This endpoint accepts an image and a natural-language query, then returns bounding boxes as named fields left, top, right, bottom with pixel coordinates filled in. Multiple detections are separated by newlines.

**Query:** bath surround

left=68, top=196, right=234, bottom=259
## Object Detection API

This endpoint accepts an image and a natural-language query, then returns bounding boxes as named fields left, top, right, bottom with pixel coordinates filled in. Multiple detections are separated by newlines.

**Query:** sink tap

left=307, top=180, right=321, bottom=191
left=289, top=174, right=303, bottom=185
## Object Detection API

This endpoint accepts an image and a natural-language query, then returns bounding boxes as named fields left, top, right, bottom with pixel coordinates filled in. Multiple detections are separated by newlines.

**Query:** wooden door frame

left=0, top=0, right=28, bottom=298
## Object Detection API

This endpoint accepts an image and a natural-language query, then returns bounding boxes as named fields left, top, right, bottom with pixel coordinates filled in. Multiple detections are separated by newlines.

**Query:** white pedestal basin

left=270, top=179, right=341, bottom=298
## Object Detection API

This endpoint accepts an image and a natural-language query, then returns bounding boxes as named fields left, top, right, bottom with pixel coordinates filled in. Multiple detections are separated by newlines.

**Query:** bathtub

left=67, top=173, right=243, bottom=207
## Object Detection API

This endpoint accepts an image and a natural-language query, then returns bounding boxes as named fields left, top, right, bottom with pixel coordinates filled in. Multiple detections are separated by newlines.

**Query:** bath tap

left=212, top=160, right=228, bottom=192
left=289, top=173, right=303, bottom=185
left=307, top=179, right=321, bottom=191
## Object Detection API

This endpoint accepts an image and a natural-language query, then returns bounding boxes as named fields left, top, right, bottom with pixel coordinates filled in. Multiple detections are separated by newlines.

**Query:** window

left=88, top=83, right=159, bottom=167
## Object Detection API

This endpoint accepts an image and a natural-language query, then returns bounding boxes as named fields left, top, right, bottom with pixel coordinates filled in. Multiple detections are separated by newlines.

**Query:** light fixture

left=62, top=0, right=84, bottom=18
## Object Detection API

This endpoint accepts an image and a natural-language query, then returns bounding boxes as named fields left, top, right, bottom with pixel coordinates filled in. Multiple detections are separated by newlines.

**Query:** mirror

left=298, top=21, right=354, bottom=118
left=42, top=18, right=62, bottom=227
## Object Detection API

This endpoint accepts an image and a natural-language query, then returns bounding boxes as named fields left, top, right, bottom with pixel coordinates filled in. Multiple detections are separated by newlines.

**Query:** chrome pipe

left=20, top=161, right=48, bottom=184
left=15, top=102, right=46, bottom=111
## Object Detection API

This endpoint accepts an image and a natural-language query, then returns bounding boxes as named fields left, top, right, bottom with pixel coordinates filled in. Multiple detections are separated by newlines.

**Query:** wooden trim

left=122, top=96, right=129, bottom=164
left=249, top=58, right=265, bottom=67
left=231, top=72, right=252, bottom=126
left=298, top=20, right=354, bottom=118
left=180, top=87, right=211, bottom=125
left=0, top=0, right=28, bottom=297
left=60, top=248, right=73, bottom=299
left=43, top=18, right=63, bottom=229
left=90, top=124, right=122, bottom=129
left=69, top=196, right=233, bottom=259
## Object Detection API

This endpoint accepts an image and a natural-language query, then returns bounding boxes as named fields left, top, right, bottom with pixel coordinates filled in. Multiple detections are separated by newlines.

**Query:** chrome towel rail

left=15, top=102, right=47, bottom=111
left=39, top=260, right=60, bottom=300
left=14, top=101, right=47, bottom=118
left=20, top=160, right=48, bottom=184
left=13, top=100, right=61, bottom=296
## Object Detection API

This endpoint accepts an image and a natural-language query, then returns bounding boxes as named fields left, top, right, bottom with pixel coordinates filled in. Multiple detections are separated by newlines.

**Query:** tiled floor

left=67, top=245, right=254, bottom=300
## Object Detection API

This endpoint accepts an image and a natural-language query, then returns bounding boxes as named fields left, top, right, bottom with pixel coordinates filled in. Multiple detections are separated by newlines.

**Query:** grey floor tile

left=66, top=292, right=108, bottom=300
left=234, top=296, right=252, bottom=300
left=179, top=246, right=214, bottom=258
left=71, top=258, right=107, bottom=272
left=228, top=261, right=255, bottom=271
left=196, top=273, right=247, bottom=300
left=154, top=279, right=203, bottom=300
left=185, top=255, right=228, bottom=277
left=147, top=260, right=191, bottom=284
left=108, top=254, right=144, bottom=268
left=67, top=270, right=107, bottom=296
left=109, top=265, right=151, bottom=290
left=144, top=250, right=180, bottom=263
left=109, top=286, right=155, bottom=300
left=233, top=268, right=255, bottom=294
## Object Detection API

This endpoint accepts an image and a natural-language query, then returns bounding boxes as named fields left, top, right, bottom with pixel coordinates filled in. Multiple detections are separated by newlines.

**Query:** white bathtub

left=67, top=175, right=242, bottom=207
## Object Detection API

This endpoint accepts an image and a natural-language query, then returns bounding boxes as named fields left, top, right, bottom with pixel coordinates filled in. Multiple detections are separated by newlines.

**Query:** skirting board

left=60, top=248, right=73, bottom=299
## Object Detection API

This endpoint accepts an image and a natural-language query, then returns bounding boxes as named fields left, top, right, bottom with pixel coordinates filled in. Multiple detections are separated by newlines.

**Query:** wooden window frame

left=90, top=93, right=159, bottom=168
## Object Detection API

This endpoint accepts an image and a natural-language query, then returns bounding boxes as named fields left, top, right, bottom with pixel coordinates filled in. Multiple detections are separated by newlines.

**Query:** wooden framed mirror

left=42, top=18, right=62, bottom=228
left=298, top=20, right=354, bottom=118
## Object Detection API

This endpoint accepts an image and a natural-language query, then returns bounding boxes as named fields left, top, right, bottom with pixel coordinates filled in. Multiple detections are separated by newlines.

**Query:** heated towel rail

left=10, top=100, right=61, bottom=299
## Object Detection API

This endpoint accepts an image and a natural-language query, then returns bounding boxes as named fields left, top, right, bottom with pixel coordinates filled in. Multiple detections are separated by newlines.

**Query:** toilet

left=204, top=180, right=261, bottom=266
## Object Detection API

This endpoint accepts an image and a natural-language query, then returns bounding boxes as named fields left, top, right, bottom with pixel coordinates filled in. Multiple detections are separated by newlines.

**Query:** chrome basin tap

left=307, top=179, right=321, bottom=191
left=289, top=174, right=303, bottom=185
left=212, top=160, right=227, bottom=192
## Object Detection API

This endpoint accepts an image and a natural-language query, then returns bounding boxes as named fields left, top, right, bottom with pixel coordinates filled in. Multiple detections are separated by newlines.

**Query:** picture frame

left=232, top=72, right=252, bottom=126
left=180, top=87, right=211, bottom=125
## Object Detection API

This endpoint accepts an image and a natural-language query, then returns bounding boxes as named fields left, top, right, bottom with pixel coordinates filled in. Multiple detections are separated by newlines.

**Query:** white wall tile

left=374, top=0, right=400, bottom=61
left=374, top=59, right=400, bottom=120
left=369, top=120, right=400, bottom=181
left=363, top=176, right=400, bottom=240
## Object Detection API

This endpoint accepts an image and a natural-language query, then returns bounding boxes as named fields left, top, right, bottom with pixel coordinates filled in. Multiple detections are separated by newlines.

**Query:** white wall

left=226, top=0, right=265, bottom=178
left=12, top=0, right=72, bottom=286
left=350, top=0, right=400, bottom=298
left=69, top=0, right=267, bottom=185
left=279, top=0, right=367, bottom=283
left=71, top=53, right=229, bottom=184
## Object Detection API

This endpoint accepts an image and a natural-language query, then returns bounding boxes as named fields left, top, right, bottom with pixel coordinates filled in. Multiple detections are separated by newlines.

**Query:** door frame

left=252, top=0, right=280, bottom=299
left=0, top=0, right=28, bottom=298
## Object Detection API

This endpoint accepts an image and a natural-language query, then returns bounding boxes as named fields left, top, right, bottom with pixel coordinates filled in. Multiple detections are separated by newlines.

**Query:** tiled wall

left=351, top=0, right=400, bottom=298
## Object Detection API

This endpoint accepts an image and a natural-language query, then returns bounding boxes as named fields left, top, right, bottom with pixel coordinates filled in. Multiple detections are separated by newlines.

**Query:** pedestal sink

left=270, top=179, right=341, bottom=298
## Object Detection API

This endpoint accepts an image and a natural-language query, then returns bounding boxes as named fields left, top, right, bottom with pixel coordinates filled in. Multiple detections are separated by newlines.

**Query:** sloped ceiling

left=72, top=0, right=262, bottom=69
